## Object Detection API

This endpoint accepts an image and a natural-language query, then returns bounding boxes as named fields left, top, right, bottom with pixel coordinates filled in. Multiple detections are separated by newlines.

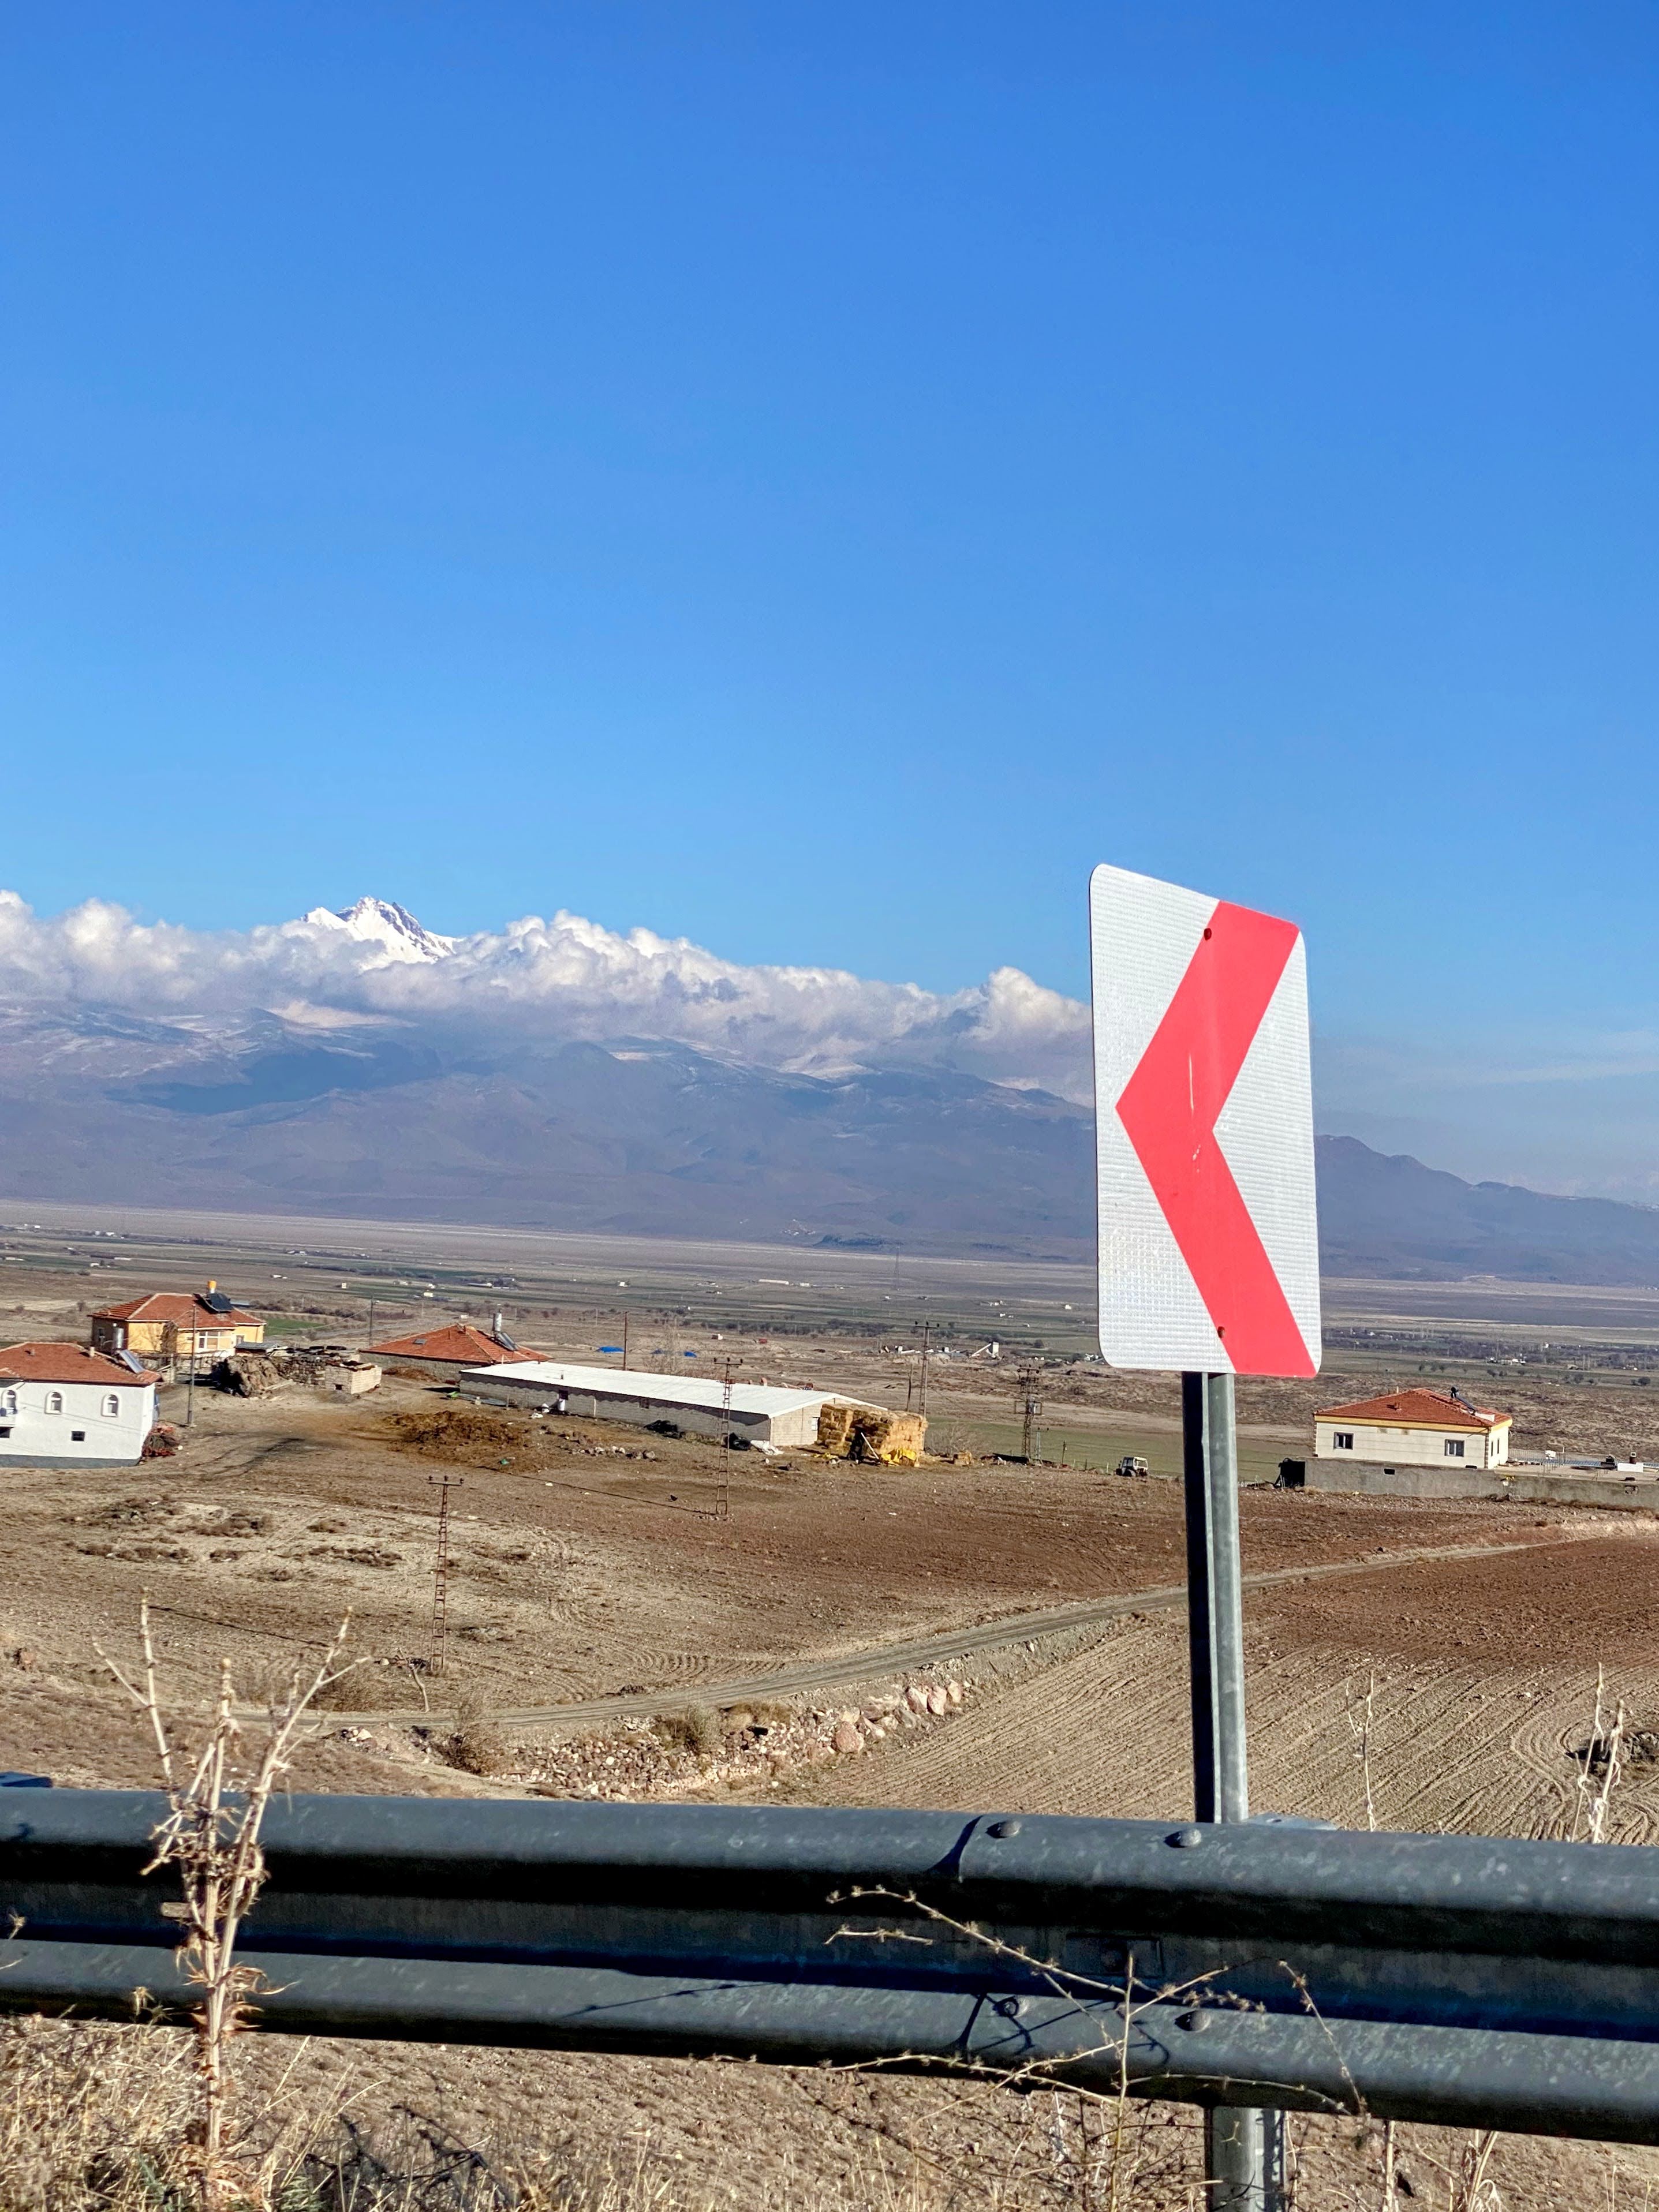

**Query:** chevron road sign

left=1089, top=862, right=1321, bottom=1378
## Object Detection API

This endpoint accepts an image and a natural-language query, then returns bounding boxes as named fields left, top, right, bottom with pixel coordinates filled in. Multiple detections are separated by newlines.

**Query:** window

left=102, top=1394, right=119, bottom=1417
left=1332, top=1431, right=1354, bottom=1451
left=0, top=1427, right=9, bottom=1439
left=46, top=1391, right=63, bottom=1415
left=1444, top=1438, right=1465, bottom=1458
left=70, top=1429, right=85, bottom=1442
left=1, top=1390, right=13, bottom=1416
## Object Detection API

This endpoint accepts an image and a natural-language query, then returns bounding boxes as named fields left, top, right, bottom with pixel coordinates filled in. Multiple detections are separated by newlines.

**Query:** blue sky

left=3, top=5, right=1657, bottom=1191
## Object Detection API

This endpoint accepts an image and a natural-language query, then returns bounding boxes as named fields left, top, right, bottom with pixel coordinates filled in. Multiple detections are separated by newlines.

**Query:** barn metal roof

left=461, top=1359, right=870, bottom=1420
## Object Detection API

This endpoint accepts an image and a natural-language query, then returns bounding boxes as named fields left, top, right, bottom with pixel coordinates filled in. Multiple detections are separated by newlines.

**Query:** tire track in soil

left=330, top=1527, right=1594, bottom=1727
left=792, top=1597, right=1659, bottom=1840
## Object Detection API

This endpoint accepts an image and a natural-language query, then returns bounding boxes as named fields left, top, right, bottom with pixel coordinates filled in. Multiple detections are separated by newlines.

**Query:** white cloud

left=0, top=892, right=1096, bottom=1099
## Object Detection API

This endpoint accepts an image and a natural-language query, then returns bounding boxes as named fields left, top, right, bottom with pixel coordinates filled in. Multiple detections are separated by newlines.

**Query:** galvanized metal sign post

left=1090, top=862, right=1321, bottom=2212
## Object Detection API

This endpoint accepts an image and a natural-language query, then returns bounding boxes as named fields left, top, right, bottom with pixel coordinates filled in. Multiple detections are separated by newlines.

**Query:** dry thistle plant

left=96, top=1595, right=360, bottom=2209
left=1571, top=1665, right=1629, bottom=1847
left=1345, top=1669, right=1378, bottom=1833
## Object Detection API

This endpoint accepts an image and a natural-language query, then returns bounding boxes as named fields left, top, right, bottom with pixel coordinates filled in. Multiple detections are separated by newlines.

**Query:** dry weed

left=95, top=1600, right=358, bottom=2209
left=443, top=1687, right=507, bottom=1775
left=655, top=1704, right=723, bottom=1759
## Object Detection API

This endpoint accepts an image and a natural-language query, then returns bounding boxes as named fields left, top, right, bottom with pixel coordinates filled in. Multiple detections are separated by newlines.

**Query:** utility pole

left=917, top=1320, right=932, bottom=1422
left=718, top=1359, right=734, bottom=1523
left=1017, top=1363, right=1043, bottom=1464
left=429, top=1470, right=462, bottom=1679
left=622, top=1309, right=630, bottom=1369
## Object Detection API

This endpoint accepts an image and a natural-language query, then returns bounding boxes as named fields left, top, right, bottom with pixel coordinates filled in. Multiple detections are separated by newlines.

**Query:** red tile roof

left=93, top=1292, right=260, bottom=1327
left=1316, top=1387, right=1509, bottom=1433
left=0, top=1342, right=159, bottom=1387
left=365, top=1324, right=520, bottom=1364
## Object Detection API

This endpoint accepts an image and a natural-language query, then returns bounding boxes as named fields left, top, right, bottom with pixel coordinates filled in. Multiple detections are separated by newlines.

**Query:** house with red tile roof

left=0, top=1341, right=160, bottom=1465
left=364, top=1322, right=522, bottom=1380
left=1314, top=1386, right=1512, bottom=1471
left=91, top=1283, right=264, bottom=1368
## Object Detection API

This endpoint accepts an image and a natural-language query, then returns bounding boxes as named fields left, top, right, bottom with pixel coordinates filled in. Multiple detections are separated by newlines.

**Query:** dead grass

left=443, top=1686, right=507, bottom=1775
left=654, top=1704, right=722, bottom=1758
left=9, top=2015, right=1659, bottom=2210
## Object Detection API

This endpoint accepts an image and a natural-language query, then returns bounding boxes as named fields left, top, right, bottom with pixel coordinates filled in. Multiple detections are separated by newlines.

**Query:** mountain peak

left=300, top=898, right=455, bottom=964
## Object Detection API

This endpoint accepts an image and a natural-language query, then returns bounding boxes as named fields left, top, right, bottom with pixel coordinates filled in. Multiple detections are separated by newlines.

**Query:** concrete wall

left=321, top=1363, right=380, bottom=1395
left=1305, top=1458, right=1508, bottom=1500
left=1302, top=1458, right=1659, bottom=1512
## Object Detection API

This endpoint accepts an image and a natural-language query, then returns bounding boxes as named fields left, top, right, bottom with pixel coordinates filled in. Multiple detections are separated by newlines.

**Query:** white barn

left=0, top=1342, right=160, bottom=1466
left=458, top=1358, right=873, bottom=1449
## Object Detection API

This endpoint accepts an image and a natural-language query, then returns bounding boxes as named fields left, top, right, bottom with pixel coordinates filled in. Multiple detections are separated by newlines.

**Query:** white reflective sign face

left=1090, top=862, right=1321, bottom=1378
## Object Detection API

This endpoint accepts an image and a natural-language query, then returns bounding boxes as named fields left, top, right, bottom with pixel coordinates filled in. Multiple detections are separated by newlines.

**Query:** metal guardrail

left=3, top=1791, right=1658, bottom=2142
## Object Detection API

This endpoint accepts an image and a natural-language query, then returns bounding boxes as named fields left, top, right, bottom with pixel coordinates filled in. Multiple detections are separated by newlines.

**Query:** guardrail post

left=1185, top=1370, right=1282, bottom=2210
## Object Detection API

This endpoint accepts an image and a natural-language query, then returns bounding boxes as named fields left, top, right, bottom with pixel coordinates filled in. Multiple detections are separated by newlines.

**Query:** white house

left=1314, top=1386, right=1512, bottom=1472
left=0, top=1342, right=160, bottom=1466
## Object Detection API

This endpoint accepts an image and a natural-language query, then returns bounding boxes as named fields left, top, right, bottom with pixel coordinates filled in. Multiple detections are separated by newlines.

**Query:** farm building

left=91, top=1283, right=263, bottom=1369
left=365, top=1322, right=524, bottom=1382
left=1314, top=1386, right=1512, bottom=1472
left=459, top=1358, right=882, bottom=1450
left=0, top=1342, right=159, bottom=1466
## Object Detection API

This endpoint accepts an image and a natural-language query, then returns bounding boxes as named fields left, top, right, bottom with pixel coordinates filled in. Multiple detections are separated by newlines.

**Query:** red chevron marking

left=1115, top=900, right=1311, bottom=1376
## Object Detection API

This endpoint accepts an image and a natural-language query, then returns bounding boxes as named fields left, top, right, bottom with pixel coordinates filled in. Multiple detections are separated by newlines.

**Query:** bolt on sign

left=1090, top=862, right=1321, bottom=1378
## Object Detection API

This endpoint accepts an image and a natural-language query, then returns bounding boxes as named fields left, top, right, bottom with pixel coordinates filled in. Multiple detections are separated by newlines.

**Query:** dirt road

left=348, top=1528, right=1600, bottom=1727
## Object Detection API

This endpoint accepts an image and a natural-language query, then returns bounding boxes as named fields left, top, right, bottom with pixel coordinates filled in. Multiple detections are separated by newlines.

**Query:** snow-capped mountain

left=0, top=889, right=1093, bottom=1098
left=0, top=886, right=1097, bottom=1253
left=297, top=897, right=457, bottom=965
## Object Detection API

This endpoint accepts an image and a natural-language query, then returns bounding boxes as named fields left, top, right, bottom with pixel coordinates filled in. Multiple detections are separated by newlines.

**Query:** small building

left=459, top=1358, right=877, bottom=1449
left=320, top=1359, right=381, bottom=1397
left=0, top=1342, right=159, bottom=1465
left=365, top=1323, right=524, bottom=1383
left=1314, top=1386, right=1512, bottom=1472
left=92, top=1284, right=264, bottom=1370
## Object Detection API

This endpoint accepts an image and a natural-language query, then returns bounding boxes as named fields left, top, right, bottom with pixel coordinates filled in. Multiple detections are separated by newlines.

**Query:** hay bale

left=817, top=1403, right=927, bottom=1466
left=816, top=1403, right=859, bottom=1453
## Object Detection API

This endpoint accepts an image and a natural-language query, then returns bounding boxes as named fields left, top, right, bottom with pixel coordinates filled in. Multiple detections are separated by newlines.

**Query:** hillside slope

left=2, top=995, right=1657, bottom=1281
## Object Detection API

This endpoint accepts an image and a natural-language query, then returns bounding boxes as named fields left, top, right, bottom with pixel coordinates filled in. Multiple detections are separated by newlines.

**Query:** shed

left=458, top=1358, right=877, bottom=1449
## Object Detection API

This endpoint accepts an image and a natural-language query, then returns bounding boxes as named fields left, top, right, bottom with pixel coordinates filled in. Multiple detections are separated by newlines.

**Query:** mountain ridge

left=0, top=897, right=1653, bottom=1282
left=0, top=992, right=1656, bottom=1280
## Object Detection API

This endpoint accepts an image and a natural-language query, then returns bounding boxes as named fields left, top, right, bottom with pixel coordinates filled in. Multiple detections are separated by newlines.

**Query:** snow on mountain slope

left=298, top=897, right=457, bottom=964
left=0, top=890, right=1092, bottom=1098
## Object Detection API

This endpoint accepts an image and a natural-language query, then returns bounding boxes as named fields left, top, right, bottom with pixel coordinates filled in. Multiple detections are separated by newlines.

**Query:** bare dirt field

left=6, top=1222, right=1659, bottom=2207
left=5, top=1371, right=1658, bottom=2206
left=0, top=1370, right=1591, bottom=1786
